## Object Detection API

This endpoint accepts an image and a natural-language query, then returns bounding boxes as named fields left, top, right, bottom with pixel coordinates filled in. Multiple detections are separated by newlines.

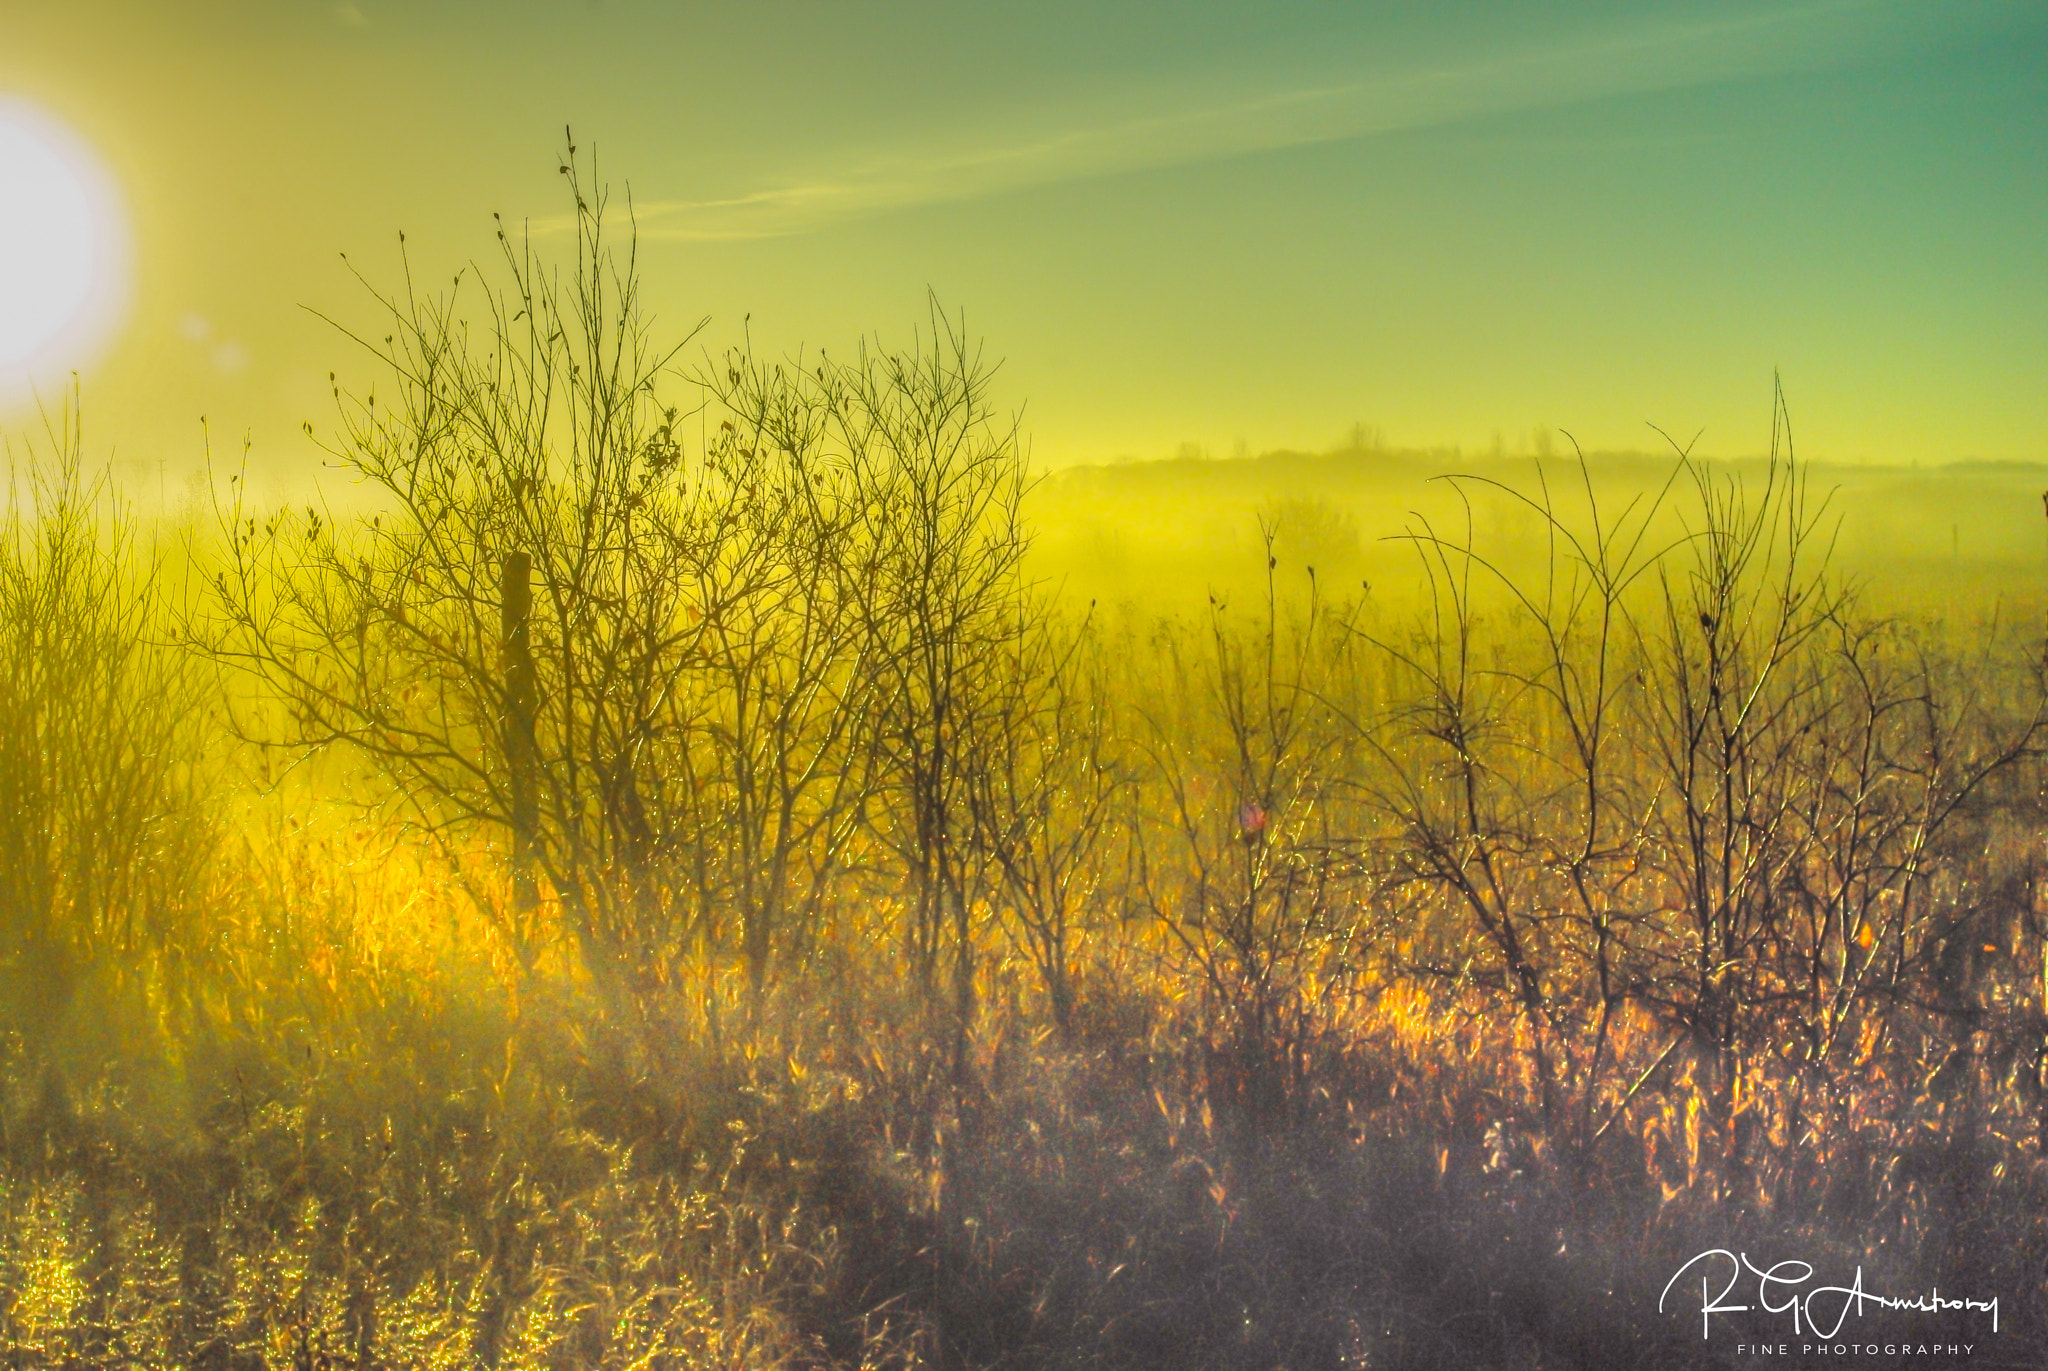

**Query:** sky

left=2, top=0, right=2044, bottom=493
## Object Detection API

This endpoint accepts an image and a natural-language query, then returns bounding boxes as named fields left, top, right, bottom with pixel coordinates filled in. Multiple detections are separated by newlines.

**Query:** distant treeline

left=1033, top=443, right=2048, bottom=614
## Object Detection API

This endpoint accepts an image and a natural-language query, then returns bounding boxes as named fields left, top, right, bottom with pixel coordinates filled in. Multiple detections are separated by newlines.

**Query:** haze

left=3, top=0, right=2044, bottom=488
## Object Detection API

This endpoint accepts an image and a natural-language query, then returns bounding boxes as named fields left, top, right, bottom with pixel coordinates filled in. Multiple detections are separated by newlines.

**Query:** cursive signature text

left=1659, top=1250, right=1999, bottom=1341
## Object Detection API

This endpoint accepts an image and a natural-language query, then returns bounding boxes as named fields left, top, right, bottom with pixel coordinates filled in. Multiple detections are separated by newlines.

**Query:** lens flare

left=0, top=102, right=129, bottom=401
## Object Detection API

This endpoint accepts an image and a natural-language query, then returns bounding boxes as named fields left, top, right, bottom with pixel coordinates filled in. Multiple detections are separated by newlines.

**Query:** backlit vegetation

left=5, top=151, right=2048, bottom=1369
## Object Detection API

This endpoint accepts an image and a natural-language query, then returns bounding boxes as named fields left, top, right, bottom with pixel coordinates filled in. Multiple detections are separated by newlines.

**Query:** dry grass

left=5, top=154, right=2045, bottom=1370
left=2, top=810, right=2043, bottom=1369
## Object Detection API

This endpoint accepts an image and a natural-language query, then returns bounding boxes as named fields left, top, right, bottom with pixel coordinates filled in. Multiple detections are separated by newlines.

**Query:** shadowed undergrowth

left=3, top=899, right=2044, bottom=1369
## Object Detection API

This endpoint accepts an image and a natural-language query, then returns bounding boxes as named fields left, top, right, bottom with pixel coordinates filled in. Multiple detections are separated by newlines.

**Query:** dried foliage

left=4, top=143, right=2048, bottom=1368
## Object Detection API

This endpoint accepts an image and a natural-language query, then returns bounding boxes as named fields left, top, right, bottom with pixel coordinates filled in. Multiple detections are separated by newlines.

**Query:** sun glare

left=0, top=102, right=127, bottom=400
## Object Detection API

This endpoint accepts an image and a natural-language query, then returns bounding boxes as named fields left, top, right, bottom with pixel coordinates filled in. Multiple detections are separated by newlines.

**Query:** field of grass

left=2, top=163, right=2045, bottom=1371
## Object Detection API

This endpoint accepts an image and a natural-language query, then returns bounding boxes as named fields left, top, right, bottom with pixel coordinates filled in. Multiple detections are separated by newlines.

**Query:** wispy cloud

left=593, top=0, right=1932, bottom=242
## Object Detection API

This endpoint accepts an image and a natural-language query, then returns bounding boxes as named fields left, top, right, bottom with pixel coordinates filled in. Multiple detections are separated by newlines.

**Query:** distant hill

left=1029, top=447, right=2048, bottom=617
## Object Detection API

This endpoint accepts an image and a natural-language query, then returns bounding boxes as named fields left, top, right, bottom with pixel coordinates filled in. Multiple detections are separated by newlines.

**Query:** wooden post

left=502, top=551, right=539, bottom=910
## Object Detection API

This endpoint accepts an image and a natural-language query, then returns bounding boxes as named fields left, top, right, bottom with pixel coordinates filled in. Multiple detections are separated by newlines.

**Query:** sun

left=0, top=103, right=127, bottom=398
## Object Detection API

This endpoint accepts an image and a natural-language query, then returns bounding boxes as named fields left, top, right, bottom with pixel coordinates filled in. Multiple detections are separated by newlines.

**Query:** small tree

left=694, top=346, right=884, bottom=999
left=194, top=141, right=755, bottom=1007
left=1351, top=385, right=2048, bottom=1157
left=828, top=308, right=1034, bottom=1057
left=969, top=606, right=1124, bottom=1038
left=1133, top=534, right=1356, bottom=1123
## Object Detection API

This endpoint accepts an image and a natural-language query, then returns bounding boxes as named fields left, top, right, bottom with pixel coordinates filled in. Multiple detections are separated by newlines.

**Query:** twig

left=1593, top=1035, right=1684, bottom=1141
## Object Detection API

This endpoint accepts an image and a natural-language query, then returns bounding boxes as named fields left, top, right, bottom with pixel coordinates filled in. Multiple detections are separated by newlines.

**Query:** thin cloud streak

left=567, top=0, right=1932, bottom=241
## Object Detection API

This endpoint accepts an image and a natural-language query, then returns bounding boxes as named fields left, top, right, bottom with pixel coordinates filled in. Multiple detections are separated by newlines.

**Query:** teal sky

left=4, top=0, right=2044, bottom=485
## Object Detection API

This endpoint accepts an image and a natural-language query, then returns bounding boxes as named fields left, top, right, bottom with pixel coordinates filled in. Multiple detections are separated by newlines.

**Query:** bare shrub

left=0, top=385, right=209, bottom=1044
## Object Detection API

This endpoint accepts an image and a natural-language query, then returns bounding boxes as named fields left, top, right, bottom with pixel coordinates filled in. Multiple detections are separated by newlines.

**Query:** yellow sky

left=3, top=0, right=2044, bottom=500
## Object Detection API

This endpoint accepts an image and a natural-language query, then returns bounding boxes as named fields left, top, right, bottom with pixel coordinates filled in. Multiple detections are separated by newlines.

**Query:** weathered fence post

left=502, top=550, right=539, bottom=910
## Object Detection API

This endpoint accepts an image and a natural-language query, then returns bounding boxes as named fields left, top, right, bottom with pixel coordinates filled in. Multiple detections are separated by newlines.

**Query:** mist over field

left=2, top=199, right=2045, bottom=1367
left=3, top=3, right=2046, bottom=1367
left=1034, top=445, right=2048, bottom=615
